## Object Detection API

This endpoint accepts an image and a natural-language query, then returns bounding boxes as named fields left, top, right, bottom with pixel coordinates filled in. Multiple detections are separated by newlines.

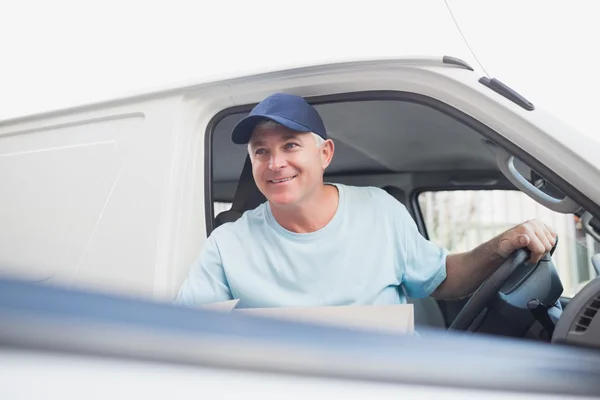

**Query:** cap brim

left=231, top=114, right=312, bottom=144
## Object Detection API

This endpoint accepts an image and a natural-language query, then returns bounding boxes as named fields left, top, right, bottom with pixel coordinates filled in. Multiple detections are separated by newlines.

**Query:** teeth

left=271, top=176, right=294, bottom=183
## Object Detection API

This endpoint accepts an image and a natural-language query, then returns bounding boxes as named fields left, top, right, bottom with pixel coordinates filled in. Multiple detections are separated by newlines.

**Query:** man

left=175, top=93, right=556, bottom=308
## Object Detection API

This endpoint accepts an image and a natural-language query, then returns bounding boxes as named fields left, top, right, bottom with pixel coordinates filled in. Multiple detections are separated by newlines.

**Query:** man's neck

left=269, top=184, right=339, bottom=233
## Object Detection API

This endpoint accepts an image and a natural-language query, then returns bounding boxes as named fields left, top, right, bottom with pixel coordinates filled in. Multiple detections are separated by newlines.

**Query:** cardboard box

left=201, top=300, right=414, bottom=335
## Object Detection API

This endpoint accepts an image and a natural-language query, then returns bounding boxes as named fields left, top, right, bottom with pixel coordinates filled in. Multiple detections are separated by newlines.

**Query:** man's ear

left=320, top=139, right=335, bottom=170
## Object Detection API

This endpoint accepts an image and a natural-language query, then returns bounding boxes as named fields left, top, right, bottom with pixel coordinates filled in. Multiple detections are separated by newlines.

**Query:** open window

left=207, top=91, right=517, bottom=233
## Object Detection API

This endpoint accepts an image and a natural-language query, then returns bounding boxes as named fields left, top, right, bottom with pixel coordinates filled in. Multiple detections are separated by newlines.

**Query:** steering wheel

left=447, top=246, right=553, bottom=332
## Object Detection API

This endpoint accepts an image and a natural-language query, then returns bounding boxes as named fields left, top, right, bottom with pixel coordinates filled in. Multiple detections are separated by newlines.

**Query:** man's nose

left=268, top=151, right=286, bottom=170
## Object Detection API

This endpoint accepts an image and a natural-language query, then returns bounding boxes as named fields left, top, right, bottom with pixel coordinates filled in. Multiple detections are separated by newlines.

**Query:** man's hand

left=436, top=218, right=558, bottom=300
left=497, top=219, right=557, bottom=264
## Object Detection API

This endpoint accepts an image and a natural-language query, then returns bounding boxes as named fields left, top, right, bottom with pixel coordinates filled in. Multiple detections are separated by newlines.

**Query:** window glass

left=417, top=190, right=599, bottom=297
left=214, top=202, right=232, bottom=215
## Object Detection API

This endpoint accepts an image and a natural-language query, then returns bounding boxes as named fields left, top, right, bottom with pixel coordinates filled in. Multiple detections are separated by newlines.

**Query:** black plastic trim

left=479, top=77, right=535, bottom=111
left=442, top=55, right=475, bottom=71
left=410, top=191, right=430, bottom=240
left=204, top=90, right=600, bottom=237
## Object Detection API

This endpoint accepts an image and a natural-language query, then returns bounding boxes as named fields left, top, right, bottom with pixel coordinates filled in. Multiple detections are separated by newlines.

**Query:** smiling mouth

left=268, top=176, right=297, bottom=184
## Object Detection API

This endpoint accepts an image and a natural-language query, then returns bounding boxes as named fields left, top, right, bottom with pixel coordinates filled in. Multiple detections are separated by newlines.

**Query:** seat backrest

left=381, top=185, right=407, bottom=205
left=214, top=155, right=265, bottom=228
left=214, top=209, right=244, bottom=227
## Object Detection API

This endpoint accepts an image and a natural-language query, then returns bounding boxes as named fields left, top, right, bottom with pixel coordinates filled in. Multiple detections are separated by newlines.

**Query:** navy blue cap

left=231, top=93, right=327, bottom=144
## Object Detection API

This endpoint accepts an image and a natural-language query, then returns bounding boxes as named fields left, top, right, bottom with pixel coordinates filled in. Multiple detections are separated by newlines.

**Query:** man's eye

left=255, top=148, right=268, bottom=155
left=284, top=143, right=298, bottom=149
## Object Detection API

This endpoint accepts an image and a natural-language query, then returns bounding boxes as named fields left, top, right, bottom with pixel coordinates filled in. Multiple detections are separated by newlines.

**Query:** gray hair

left=247, top=119, right=325, bottom=154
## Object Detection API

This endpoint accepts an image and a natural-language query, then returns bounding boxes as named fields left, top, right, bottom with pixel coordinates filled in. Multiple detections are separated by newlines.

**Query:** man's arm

left=432, top=219, right=557, bottom=300
left=175, top=235, right=233, bottom=306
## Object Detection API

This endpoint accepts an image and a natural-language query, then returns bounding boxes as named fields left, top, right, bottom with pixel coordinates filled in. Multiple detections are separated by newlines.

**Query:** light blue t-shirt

left=175, top=183, right=448, bottom=308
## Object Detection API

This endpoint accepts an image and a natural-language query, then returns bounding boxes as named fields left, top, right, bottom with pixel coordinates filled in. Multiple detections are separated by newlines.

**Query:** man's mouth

left=268, top=176, right=297, bottom=184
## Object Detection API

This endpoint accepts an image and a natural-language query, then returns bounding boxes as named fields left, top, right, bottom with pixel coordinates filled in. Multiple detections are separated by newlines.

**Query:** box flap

left=198, top=299, right=240, bottom=312
left=234, top=304, right=414, bottom=335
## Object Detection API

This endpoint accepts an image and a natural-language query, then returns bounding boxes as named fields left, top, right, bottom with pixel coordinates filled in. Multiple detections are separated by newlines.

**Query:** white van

left=2, top=55, right=598, bottom=298
left=2, top=55, right=600, bottom=398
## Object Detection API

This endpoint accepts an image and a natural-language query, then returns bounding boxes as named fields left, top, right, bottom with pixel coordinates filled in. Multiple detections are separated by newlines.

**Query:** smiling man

left=175, top=93, right=557, bottom=308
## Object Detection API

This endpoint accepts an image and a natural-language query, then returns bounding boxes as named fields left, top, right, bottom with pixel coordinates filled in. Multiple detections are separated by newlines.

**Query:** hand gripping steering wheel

left=447, top=238, right=557, bottom=332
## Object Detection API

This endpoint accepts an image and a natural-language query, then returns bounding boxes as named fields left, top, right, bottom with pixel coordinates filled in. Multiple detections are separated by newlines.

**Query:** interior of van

left=207, top=91, right=600, bottom=342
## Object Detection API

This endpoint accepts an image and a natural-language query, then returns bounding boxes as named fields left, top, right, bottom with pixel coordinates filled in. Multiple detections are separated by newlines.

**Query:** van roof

left=0, top=55, right=477, bottom=126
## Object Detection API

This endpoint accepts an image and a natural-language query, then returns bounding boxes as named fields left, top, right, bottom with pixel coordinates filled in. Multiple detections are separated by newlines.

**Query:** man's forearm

left=432, top=236, right=505, bottom=300
left=430, top=219, right=556, bottom=300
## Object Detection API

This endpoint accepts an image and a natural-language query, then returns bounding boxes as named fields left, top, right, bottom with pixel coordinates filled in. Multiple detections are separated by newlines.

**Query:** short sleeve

left=174, top=235, right=233, bottom=307
left=384, top=193, right=448, bottom=298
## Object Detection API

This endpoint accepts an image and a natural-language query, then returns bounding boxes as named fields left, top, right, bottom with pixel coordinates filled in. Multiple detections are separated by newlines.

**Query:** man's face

left=248, top=124, right=333, bottom=207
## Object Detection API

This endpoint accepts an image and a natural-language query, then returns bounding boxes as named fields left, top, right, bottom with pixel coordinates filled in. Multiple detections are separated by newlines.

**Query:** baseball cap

left=231, top=93, right=327, bottom=144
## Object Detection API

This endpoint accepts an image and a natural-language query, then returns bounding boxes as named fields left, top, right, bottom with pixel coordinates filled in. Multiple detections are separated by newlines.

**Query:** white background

left=1, top=0, right=598, bottom=140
